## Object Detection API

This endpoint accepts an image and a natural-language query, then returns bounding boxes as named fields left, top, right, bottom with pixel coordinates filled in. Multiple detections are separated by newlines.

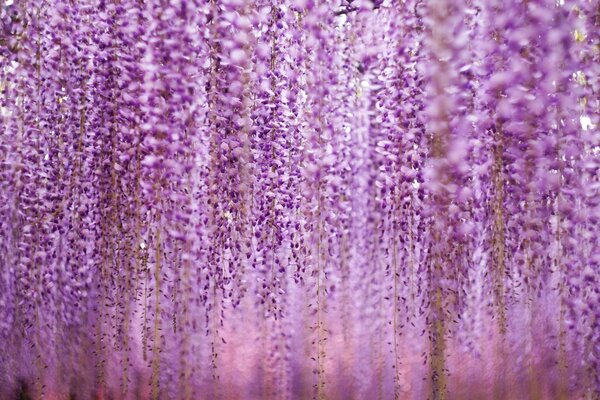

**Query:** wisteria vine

left=0, top=0, right=598, bottom=399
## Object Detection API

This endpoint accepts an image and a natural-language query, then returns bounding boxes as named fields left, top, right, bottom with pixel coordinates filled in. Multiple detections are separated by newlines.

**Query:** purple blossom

left=0, top=0, right=598, bottom=399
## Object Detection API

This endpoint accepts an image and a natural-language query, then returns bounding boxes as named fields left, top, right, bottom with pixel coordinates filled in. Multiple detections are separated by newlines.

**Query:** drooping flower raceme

left=0, top=0, right=598, bottom=399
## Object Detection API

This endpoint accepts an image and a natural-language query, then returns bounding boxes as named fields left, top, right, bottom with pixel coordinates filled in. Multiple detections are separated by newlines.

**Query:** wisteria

left=0, top=0, right=598, bottom=399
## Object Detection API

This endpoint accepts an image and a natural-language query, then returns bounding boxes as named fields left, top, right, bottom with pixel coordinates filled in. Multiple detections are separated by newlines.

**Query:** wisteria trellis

left=0, top=0, right=598, bottom=399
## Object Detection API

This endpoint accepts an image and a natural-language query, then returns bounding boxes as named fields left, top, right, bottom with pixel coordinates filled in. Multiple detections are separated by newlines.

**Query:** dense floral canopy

left=0, top=0, right=598, bottom=399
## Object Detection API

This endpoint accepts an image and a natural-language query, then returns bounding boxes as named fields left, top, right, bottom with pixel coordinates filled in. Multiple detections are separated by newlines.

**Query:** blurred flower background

left=0, top=0, right=598, bottom=399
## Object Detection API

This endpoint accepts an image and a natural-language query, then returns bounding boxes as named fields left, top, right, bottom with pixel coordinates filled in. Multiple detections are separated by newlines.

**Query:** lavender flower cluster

left=0, top=0, right=598, bottom=399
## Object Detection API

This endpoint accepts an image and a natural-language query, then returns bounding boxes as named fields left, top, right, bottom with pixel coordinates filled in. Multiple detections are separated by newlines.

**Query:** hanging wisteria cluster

left=0, top=0, right=598, bottom=399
